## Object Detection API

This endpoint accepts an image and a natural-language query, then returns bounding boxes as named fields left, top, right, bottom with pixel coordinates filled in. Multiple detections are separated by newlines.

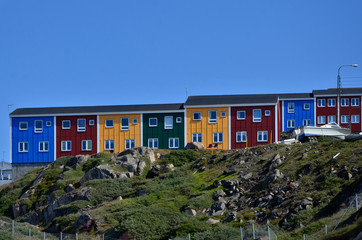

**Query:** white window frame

left=220, top=111, right=226, bottom=117
left=213, top=132, right=223, bottom=143
left=169, top=138, right=179, bottom=149
left=61, top=141, right=71, bottom=152
left=287, top=119, right=295, bottom=128
left=351, top=115, right=360, bottom=123
left=253, top=109, right=262, bottom=122
left=39, top=141, right=49, bottom=152
left=257, top=131, right=268, bottom=142
left=237, top=111, right=246, bottom=120
left=318, top=99, right=326, bottom=107
left=19, top=121, right=28, bottom=131
left=303, top=119, right=311, bottom=126
left=176, top=117, right=182, bottom=123
left=62, top=120, right=71, bottom=129
left=133, top=118, right=138, bottom=124
left=351, top=98, right=360, bottom=106
left=77, top=119, right=86, bottom=132
left=328, top=115, right=336, bottom=124
left=46, top=121, right=51, bottom=127
left=265, top=110, right=270, bottom=116
left=18, top=142, right=29, bottom=153
left=105, top=119, right=114, bottom=128
left=341, top=98, right=349, bottom=107
left=328, top=98, right=336, bottom=107
left=341, top=115, right=349, bottom=124
left=82, top=140, right=92, bottom=151
left=288, top=103, right=295, bottom=113
left=209, top=111, right=217, bottom=123
left=164, top=116, right=173, bottom=129
left=192, top=133, right=202, bottom=143
left=34, top=120, right=43, bottom=133
left=318, top=116, right=326, bottom=124
left=89, top=120, right=95, bottom=126
left=236, top=131, right=247, bottom=143
left=104, top=139, right=115, bottom=150
left=149, top=118, right=158, bottom=127
left=148, top=138, right=159, bottom=149
left=121, top=117, right=129, bottom=131
left=193, top=112, right=201, bottom=121
left=303, top=103, right=310, bottom=110
left=125, top=139, right=135, bottom=149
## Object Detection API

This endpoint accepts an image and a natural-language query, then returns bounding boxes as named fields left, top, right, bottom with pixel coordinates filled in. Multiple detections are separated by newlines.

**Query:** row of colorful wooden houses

left=10, top=88, right=362, bottom=169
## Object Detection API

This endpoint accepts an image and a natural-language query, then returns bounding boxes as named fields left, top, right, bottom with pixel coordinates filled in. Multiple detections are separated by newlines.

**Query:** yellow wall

left=186, top=107, right=229, bottom=150
left=99, top=114, right=141, bottom=153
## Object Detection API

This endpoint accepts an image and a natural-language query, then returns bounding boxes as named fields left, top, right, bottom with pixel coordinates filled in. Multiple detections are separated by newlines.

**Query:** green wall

left=143, top=113, right=184, bottom=149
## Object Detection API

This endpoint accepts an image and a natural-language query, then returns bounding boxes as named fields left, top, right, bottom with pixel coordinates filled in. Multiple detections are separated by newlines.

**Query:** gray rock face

left=185, top=209, right=197, bottom=216
left=211, top=201, right=226, bottom=212
left=114, top=147, right=155, bottom=176
left=79, top=165, right=120, bottom=185
left=66, top=155, right=90, bottom=169
left=206, top=218, right=220, bottom=224
left=75, top=212, right=94, bottom=230
left=185, top=142, right=205, bottom=150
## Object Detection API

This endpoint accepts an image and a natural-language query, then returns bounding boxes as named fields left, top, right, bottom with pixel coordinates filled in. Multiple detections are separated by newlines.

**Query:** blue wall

left=12, top=117, right=54, bottom=163
left=283, top=100, right=314, bottom=131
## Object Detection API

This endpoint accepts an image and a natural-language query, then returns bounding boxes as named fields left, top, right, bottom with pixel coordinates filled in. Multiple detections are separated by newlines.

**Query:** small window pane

left=193, top=112, right=201, bottom=120
left=149, top=118, right=158, bottom=127
left=165, top=116, right=173, bottom=129
left=106, top=119, right=114, bottom=128
left=121, top=118, right=129, bottom=130
left=19, top=122, right=28, bottom=130
left=62, top=120, right=71, bottom=129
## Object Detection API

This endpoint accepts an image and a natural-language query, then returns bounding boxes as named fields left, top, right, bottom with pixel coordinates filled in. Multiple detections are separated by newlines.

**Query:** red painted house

left=56, top=115, right=97, bottom=158
left=313, top=88, right=362, bottom=132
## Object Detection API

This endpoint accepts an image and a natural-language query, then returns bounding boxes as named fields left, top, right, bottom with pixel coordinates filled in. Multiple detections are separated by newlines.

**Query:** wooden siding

left=231, top=105, right=275, bottom=149
left=98, top=114, right=141, bottom=153
left=56, top=115, right=97, bottom=158
left=186, top=107, right=229, bottom=150
left=142, top=113, right=184, bottom=149
left=283, top=100, right=314, bottom=131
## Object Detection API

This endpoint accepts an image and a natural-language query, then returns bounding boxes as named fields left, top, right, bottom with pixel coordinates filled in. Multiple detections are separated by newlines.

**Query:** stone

left=241, top=172, right=253, bottom=180
left=114, top=147, right=155, bottom=175
left=211, top=201, right=226, bottom=212
left=116, top=196, right=123, bottom=201
left=185, top=142, right=205, bottom=150
left=206, top=218, right=220, bottom=224
left=147, top=165, right=161, bottom=178
left=185, top=209, right=197, bottom=216
left=224, top=169, right=237, bottom=175
left=66, top=155, right=90, bottom=169
left=65, top=184, right=74, bottom=193
left=75, top=213, right=94, bottom=230
left=79, top=165, right=119, bottom=185
left=301, top=199, right=313, bottom=206
left=213, top=190, right=226, bottom=200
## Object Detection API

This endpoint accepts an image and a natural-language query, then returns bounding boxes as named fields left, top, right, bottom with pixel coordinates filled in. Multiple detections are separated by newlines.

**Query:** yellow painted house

left=98, top=114, right=141, bottom=153
left=186, top=107, right=229, bottom=150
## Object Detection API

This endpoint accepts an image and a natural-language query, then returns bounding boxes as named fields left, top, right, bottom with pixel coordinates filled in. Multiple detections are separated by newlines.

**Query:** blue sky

left=1, top=1, right=362, bottom=162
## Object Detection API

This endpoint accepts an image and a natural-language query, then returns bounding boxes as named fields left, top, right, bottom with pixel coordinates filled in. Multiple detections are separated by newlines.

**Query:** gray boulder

left=66, top=155, right=90, bottom=169
left=185, top=142, right=205, bottom=150
left=79, top=165, right=119, bottom=185
left=114, top=147, right=155, bottom=175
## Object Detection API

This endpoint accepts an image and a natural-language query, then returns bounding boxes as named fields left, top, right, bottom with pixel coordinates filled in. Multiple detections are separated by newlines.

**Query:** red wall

left=231, top=105, right=275, bottom=149
left=56, top=115, right=97, bottom=158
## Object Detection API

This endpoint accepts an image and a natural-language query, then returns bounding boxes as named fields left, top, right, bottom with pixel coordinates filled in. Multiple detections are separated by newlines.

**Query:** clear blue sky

left=1, top=1, right=362, bottom=162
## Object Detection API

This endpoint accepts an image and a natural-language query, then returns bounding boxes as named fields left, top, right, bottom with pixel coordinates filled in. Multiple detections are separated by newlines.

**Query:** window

left=89, top=120, right=95, bottom=126
left=46, top=121, right=51, bottom=127
left=77, top=119, right=86, bottom=132
left=169, top=138, right=179, bottom=149
left=82, top=140, right=92, bottom=151
left=62, top=120, right=71, bottom=129
left=318, top=116, right=326, bottom=124
left=318, top=99, right=326, bottom=107
left=341, top=98, right=349, bottom=107
left=213, top=132, right=223, bottom=143
left=148, top=138, right=158, bottom=149
left=328, top=115, right=336, bottom=124
left=39, top=141, right=49, bottom=152
left=236, top=132, right=247, bottom=143
left=328, top=99, right=336, bottom=107
left=303, top=103, right=310, bottom=110
left=149, top=118, right=158, bottom=127
left=61, top=141, right=71, bottom=151
left=19, top=142, right=28, bottom=153
left=192, top=133, right=202, bottom=143
left=351, top=115, right=360, bottom=123
left=125, top=139, right=135, bottom=149
left=164, top=116, right=173, bottom=129
left=105, top=140, right=114, bottom=150
left=193, top=112, right=201, bottom=121
left=133, top=118, right=138, bottom=124
left=303, top=119, right=311, bottom=126
left=19, top=122, right=28, bottom=130
left=265, top=110, right=270, bottom=116
left=34, top=120, right=43, bottom=133
left=237, top=111, right=246, bottom=120
left=220, top=111, right=226, bottom=117
left=209, top=111, right=217, bottom=123
left=105, top=119, right=114, bottom=128
left=253, top=109, right=261, bottom=122
left=176, top=117, right=182, bottom=123
left=341, top=115, right=349, bottom=124
left=121, top=117, right=129, bottom=130
left=351, top=98, right=360, bottom=106
left=287, top=120, right=295, bottom=128
left=257, top=131, right=268, bottom=142
left=288, top=103, right=295, bottom=113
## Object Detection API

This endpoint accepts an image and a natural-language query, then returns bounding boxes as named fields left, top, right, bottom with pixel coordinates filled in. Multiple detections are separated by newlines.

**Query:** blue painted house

left=11, top=116, right=55, bottom=164
left=279, top=93, right=315, bottom=131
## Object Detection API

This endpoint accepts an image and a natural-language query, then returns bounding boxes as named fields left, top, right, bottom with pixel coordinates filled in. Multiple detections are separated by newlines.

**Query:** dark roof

left=184, top=93, right=313, bottom=106
left=10, top=103, right=184, bottom=116
left=313, top=88, right=362, bottom=95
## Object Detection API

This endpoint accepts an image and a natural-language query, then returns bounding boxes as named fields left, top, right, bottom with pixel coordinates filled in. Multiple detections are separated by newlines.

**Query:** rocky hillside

left=0, top=138, right=361, bottom=240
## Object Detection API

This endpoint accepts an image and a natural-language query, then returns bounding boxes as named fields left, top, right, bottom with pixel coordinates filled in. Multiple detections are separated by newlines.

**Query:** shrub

left=162, top=150, right=201, bottom=167
left=54, top=156, right=73, bottom=166
left=82, top=158, right=102, bottom=173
